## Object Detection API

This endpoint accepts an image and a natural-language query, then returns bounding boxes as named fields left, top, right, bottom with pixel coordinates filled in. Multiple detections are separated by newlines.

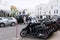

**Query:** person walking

left=23, top=16, right=26, bottom=24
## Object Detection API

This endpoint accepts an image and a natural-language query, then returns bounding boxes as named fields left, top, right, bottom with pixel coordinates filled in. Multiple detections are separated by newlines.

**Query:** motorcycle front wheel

left=20, top=30, right=27, bottom=37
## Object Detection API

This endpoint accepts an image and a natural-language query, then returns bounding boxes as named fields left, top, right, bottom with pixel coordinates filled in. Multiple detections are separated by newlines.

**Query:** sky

left=0, top=0, right=50, bottom=10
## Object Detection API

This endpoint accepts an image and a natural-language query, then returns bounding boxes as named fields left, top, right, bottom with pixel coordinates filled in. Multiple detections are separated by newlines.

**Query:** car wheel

left=11, top=22, right=16, bottom=26
left=0, top=23, right=5, bottom=27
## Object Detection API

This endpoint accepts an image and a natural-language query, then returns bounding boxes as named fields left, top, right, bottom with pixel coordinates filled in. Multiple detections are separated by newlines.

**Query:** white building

left=36, top=0, right=60, bottom=19
left=36, top=4, right=49, bottom=19
left=49, top=0, right=59, bottom=16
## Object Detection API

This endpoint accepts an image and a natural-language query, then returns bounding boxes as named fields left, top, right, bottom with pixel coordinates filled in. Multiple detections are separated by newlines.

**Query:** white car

left=0, top=17, right=8, bottom=27
left=0, top=17, right=17, bottom=27
left=5, top=17, right=17, bottom=26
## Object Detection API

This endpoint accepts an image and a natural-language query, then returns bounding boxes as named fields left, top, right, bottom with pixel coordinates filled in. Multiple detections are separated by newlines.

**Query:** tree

left=10, top=5, right=18, bottom=17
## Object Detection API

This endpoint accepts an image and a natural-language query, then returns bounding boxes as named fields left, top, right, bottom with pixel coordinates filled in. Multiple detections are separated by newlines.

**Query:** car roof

left=53, top=15, right=60, bottom=19
left=0, top=17, right=4, bottom=18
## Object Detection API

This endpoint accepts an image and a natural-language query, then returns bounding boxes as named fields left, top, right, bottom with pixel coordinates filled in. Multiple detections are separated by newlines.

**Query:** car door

left=7, top=17, right=13, bottom=24
left=0, top=18, right=3, bottom=23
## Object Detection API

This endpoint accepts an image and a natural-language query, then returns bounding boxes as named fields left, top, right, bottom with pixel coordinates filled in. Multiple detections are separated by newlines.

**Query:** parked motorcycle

left=20, top=23, right=48, bottom=39
left=44, top=21, right=58, bottom=37
left=20, top=20, right=58, bottom=39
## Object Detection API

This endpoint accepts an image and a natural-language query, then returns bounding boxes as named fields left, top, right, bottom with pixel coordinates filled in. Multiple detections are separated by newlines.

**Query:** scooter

left=20, top=21, right=58, bottom=39
left=20, top=22, right=49, bottom=39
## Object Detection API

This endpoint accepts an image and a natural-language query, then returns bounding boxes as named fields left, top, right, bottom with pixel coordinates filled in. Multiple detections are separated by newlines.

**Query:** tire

left=47, top=29, right=54, bottom=37
left=36, top=31, right=48, bottom=39
left=0, top=23, right=5, bottom=27
left=20, top=30, right=27, bottom=37
left=11, top=22, right=16, bottom=26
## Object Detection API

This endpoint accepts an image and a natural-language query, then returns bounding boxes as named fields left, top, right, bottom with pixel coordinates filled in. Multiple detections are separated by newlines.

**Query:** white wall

left=49, top=0, right=60, bottom=16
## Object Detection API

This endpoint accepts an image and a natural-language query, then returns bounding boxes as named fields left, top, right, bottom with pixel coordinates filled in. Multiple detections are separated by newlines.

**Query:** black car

left=52, top=15, right=60, bottom=30
left=16, top=15, right=28, bottom=23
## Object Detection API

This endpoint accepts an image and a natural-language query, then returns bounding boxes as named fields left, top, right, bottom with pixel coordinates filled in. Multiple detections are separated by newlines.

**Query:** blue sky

left=0, top=0, right=50, bottom=10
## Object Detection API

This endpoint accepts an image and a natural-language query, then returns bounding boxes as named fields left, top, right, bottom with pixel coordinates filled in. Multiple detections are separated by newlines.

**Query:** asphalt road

left=0, top=24, right=60, bottom=40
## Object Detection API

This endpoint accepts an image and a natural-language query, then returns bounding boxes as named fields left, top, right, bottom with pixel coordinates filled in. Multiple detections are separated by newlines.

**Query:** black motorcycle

left=44, top=21, right=58, bottom=37
left=20, top=22, right=49, bottom=39
left=20, top=21, right=58, bottom=39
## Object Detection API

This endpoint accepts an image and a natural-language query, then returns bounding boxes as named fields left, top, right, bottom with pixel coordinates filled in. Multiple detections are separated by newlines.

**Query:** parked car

left=0, top=17, right=8, bottom=27
left=0, top=17, right=17, bottom=27
left=6, top=17, right=17, bottom=26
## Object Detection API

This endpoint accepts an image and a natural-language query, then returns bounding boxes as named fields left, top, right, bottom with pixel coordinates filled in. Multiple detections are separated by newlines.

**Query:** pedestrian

left=23, top=16, right=26, bottom=24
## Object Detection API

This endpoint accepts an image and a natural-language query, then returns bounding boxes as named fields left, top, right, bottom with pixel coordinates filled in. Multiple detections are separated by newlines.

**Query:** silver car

left=0, top=17, right=8, bottom=27
left=6, top=17, right=17, bottom=26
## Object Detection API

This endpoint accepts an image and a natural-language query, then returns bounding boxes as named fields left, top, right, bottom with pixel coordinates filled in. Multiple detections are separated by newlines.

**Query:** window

left=54, top=10, right=58, bottom=14
left=0, top=18, right=2, bottom=20
left=40, top=15, right=43, bottom=19
left=7, top=18, right=13, bottom=20
left=51, top=6, right=53, bottom=9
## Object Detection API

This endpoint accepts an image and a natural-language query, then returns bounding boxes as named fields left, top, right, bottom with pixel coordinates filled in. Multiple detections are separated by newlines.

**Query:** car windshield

left=3, top=17, right=13, bottom=20
left=7, top=17, right=13, bottom=20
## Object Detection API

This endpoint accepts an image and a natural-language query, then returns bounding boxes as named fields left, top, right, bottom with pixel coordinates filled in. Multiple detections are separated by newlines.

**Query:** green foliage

left=10, top=11, right=17, bottom=17
left=27, top=13, right=30, bottom=16
left=10, top=6, right=18, bottom=17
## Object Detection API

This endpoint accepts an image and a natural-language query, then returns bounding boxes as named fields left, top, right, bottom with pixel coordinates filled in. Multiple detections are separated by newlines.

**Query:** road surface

left=0, top=24, right=60, bottom=40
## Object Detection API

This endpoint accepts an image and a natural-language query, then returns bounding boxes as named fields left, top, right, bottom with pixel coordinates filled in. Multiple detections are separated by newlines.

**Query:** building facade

left=36, top=0, right=60, bottom=19
left=0, top=10, right=10, bottom=17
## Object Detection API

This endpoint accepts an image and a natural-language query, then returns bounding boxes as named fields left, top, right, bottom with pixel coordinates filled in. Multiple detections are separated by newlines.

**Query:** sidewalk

left=48, top=31, right=60, bottom=40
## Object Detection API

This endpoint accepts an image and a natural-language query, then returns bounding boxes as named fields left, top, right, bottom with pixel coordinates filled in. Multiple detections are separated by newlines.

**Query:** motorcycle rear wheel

left=36, top=31, right=48, bottom=39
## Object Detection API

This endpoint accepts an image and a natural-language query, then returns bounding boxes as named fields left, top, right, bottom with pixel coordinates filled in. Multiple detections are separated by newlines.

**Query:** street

left=0, top=24, right=60, bottom=40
